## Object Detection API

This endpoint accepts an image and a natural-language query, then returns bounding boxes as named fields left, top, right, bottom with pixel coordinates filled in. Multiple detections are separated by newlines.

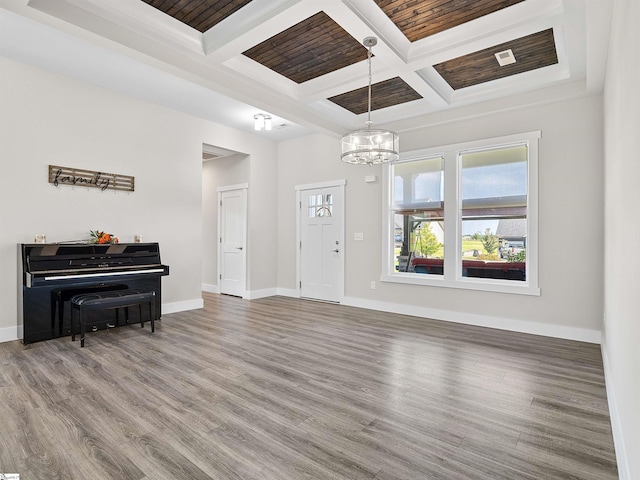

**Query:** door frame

left=295, top=179, right=346, bottom=302
left=217, top=183, right=248, bottom=298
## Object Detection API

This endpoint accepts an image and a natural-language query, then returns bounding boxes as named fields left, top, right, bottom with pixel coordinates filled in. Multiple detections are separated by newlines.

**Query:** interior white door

left=300, top=186, right=343, bottom=302
left=219, top=188, right=246, bottom=297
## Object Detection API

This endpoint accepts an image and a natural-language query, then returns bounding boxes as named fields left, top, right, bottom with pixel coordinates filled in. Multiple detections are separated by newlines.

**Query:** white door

left=299, top=185, right=344, bottom=302
left=218, top=188, right=247, bottom=297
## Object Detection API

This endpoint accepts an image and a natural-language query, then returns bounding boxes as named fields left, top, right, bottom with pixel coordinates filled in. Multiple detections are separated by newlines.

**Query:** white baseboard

left=2, top=293, right=600, bottom=345
left=341, top=296, right=602, bottom=344
left=162, top=298, right=204, bottom=315
left=202, top=286, right=279, bottom=300
left=246, top=290, right=601, bottom=343
left=0, top=325, right=20, bottom=343
left=244, top=288, right=278, bottom=300
left=276, top=287, right=299, bottom=298
left=0, top=301, right=203, bottom=344
left=601, top=341, right=629, bottom=479
left=202, top=283, right=220, bottom=294
left=203, top=285, right=281, bottom=300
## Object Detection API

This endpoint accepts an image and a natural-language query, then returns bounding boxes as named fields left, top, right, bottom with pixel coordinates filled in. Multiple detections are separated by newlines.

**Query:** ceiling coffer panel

left=329, top=77, right=423, bottom=115
left=141, top=0, right=254, bottom=33
left=433, top=28, right=558, bottom=90
left=242, top=12, right=368, bottom=84
left=374, top=0, right=525, bottom=42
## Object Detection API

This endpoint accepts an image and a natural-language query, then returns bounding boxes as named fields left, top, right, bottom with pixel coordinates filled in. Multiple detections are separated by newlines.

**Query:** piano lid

left=21, top=242, right=169, bottom=288
left=22, top=242, right=164, bottom=273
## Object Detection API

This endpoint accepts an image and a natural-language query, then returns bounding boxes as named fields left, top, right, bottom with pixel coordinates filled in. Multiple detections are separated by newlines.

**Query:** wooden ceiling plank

left=243, top=11, right=367, bottom=84
left=164, top=0, right=199, bottom=19
left=141, top=0, right=253, bottom=33
left=400, top=0, right=523, bottom=39
left=179, top=3, right=210, bottom=27
left=285, top=44, right=363, bottom=82
left=247, top=26, right=355, bottom=73
left=379, top=0, right=462, bottom=24
left=433, top=28, right=557, bottom=90
left=141, top=0, right=186, bottom=16
left=192, top=0, right=252, bottom=31
left=412, top=1, right=523, bottom=37
left=329, top=77, right=422, bottom=115
left=375, top=0, right=523, bottom=42
left=243, top=12, right=329, bottom=61
left=141, top=0, right=169, bottom=8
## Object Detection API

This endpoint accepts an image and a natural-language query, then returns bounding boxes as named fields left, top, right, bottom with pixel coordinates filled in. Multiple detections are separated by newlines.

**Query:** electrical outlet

left=370, top=281, right=376, bottom=290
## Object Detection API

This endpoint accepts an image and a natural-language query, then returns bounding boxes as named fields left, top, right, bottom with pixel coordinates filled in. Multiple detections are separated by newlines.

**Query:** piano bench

left=51, top=283, right=129, bottom=335
left=71, top=289, right=156, bottom=347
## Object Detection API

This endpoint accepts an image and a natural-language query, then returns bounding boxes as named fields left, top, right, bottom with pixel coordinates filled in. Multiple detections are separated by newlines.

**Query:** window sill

left=380, top=273, right=540, bottom=296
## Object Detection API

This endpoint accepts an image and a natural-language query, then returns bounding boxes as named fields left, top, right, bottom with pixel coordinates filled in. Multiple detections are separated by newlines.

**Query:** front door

left=218, top=187, right=247, bottom=297
left=299, top=185, right=344, bottom=302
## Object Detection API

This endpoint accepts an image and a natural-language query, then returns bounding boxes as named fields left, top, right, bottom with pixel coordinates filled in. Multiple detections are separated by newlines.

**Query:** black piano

left=20, top=242, right=169, bottom=344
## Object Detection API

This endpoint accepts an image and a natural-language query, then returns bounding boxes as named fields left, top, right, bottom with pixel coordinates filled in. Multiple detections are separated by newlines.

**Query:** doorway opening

left=202, top=143, right=248, bottom=296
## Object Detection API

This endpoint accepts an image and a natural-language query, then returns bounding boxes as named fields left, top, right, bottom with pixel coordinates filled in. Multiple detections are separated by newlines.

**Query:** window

left=308, top=193, right=333, bottom=217
left=392, top=156, right=444, bottom=275
left=383, top=132, right=539, bottom=295
left=460, top=145, right=527, bottom=281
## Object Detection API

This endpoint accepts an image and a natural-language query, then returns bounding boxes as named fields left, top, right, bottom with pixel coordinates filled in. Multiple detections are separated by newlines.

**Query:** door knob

left=332, top=249, right=339, bottom=253
left=236, top=247, right=243, bottom=250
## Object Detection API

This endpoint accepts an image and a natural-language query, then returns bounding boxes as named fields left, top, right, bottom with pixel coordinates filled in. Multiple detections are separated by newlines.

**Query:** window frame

left=381, top=131, right=540, bottom=296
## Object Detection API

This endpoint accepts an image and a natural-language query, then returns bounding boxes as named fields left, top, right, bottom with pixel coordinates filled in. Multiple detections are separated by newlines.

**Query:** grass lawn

left=462, top=240, right=485, bottom=253
left=394, top=239, right=492, bottom=260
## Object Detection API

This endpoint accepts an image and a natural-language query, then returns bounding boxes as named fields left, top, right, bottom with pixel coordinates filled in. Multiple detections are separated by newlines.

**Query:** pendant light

left=341, top=37, right=399, bottom=165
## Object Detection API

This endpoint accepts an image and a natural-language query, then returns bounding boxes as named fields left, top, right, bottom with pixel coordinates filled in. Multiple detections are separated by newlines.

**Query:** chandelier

left=341, top=37, right=399, bottom=165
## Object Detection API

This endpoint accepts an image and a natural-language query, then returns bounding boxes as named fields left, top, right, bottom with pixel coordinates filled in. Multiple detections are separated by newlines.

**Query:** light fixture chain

left=367, top=44, right=372, bottom=125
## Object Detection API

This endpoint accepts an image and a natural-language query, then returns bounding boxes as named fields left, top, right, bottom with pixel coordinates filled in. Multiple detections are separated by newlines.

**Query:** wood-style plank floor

left=0, top=293, right=618, bottom=479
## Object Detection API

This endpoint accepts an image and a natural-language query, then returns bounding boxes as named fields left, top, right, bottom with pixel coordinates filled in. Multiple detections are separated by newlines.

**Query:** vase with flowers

left=89, top=230, right=119, bottom=244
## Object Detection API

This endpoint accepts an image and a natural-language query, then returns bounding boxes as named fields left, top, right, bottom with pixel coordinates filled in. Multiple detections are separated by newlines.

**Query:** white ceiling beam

left=202, top=0, right=303, bottom=55
left=203, top=0, right=317, bottom=62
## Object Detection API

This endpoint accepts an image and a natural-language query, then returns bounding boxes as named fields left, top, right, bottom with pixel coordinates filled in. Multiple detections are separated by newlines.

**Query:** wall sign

left=48, top=165, right=135, bottom=192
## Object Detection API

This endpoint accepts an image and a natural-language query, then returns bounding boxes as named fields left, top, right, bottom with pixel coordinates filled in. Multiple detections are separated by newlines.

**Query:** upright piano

left=20, top=242, right=169, bottom=344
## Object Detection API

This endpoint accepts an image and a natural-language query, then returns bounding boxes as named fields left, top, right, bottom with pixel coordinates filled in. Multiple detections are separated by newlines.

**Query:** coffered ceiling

left=141, top=0, right=254, bottom=33
left=0, top=0, right=612, bottom=140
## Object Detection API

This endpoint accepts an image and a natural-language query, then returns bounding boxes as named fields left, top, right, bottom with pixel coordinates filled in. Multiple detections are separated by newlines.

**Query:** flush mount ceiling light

left=254, top=113, right=272, bottom=131
left=341, top=37, right=399, bottom=166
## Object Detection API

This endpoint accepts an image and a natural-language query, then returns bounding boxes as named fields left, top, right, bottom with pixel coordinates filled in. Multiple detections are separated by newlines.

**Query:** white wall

left=246, top=139, right=278, bottom=294
left=0, top=57, right=205, bottom=341
left=0, top=56, right=280, bottom=342
left=278, top=94, right=604, bottom=341
left=603, top=0, right=640, bottom=478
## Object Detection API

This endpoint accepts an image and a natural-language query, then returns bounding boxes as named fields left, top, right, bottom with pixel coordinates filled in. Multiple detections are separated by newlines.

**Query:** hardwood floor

left=0, top=293, right=618, bottom=479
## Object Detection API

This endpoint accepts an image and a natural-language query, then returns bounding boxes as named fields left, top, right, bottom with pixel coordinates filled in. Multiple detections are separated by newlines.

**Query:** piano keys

left=19, top=242, right=169, bottom=344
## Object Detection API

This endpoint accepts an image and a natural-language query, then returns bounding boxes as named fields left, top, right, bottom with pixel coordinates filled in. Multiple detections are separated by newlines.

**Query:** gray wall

left=278, top=94, right=604, bottom=341
left=603, top=0, right=640, bottom=477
